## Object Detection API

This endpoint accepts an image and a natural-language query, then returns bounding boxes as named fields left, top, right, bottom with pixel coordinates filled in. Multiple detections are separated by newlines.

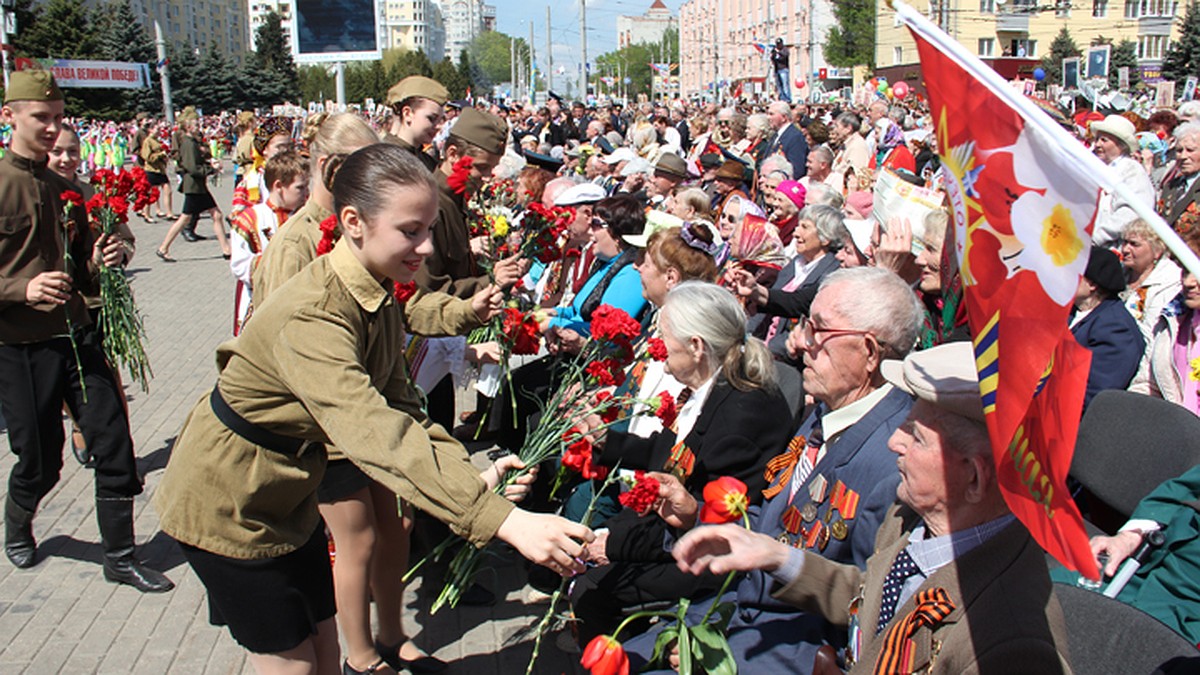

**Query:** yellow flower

left=1039, top=203, right=1083, bottom=267
left=1190, top=357, right=1200, bottom=382
left=493, top=215, right=509, bottom=238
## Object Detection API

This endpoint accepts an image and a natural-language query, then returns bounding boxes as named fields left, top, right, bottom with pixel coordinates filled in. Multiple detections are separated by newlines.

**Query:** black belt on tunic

left=209, top=386, right=322, bottom=457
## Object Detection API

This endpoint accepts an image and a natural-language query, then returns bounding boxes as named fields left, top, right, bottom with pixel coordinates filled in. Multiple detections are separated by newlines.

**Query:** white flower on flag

left=1006, top=125, right=1097, bottom=307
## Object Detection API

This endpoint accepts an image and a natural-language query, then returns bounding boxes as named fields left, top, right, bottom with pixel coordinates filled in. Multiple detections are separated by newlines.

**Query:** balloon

left=878, top=75, right=887, bottom=82
left=795, top=79, right=806, bottom=89
left=893, top=81, right=910, bottom=99
left=885, top=87, right=894, bottom=100
left=877, top=81, right=887, bottom=93
left=1033, top=67, right=1046, bottom=81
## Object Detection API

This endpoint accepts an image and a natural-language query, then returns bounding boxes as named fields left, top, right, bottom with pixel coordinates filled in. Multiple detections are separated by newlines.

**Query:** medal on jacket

left=782, top=505, right=804, bottom=535
left=663, top=441, right=695, bottom=481
left=828, top=480, right=860, bottom=541
left=803, top=518, right=825, bottom=550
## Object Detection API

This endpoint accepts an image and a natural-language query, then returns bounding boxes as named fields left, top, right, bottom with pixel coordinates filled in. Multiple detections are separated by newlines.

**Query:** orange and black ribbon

left=872, top=587, right=956, bottom=675
left=762, top=434, right=806, bottom=500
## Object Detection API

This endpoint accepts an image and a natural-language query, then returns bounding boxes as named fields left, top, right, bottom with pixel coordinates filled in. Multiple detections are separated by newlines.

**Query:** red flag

left=894, top=0, right=1102, bottom=579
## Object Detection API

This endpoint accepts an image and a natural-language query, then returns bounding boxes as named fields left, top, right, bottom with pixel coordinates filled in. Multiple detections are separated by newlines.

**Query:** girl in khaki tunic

left=154, top=144, right=593, bottom=674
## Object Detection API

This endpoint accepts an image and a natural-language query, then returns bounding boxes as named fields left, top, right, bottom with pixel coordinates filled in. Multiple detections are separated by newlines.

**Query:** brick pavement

left=0, top=167, right=585, bottom=674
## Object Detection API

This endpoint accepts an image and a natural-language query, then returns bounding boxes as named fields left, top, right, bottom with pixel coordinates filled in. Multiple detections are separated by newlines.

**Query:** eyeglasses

left=801, top=316, right=882, bottom=351
left=717, top=120, right=731, bottom=126
left=722, top=213, right=739, bottom=223
left=590, top=217, right=608, bottom=230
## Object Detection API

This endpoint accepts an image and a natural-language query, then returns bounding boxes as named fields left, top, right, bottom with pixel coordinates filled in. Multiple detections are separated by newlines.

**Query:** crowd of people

left=4, top=62, right=1200, bottom=675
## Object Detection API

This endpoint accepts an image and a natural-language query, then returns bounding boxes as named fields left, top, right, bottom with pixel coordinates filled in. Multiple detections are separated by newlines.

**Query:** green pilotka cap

left=4, top=70, right=64, bottom=103
left=386, top=76, right=450, bottom=107
left=448, top=108, right=507, bottom=156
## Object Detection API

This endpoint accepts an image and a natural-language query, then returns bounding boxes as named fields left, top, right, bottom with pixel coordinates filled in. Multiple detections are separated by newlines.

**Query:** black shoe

left=180, top=230, right=199, bottom=242
left=4, top=496, right=36, bottom=569
left=343, top=657, right=389, bottom=674
left=96, top=498, right=174, bottom=593
left=70, top=431, right=92, bottom=467
left=376, top=641, right=447, bottom=674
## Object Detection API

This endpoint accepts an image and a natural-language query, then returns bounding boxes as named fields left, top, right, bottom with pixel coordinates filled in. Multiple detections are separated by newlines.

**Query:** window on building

left=1125, top=0, right=1138, bottom=14
left=980, top=0, right=995, bottom=11
left=1093, top=0, right=1108, bottom=15
left=894, top=46, right=903, bottom=64
left=979, top=37, right=995, bottom=56
left=1010, top=39, right=1036, bottom=57
left=1055, top=0, right=1071, bottom=16
left=1138, top=34, right=1169, bottom=59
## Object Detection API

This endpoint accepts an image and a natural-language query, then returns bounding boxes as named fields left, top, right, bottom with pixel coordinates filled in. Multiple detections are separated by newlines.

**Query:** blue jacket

left=548, top=252, right=646, bottom=336
left=1071, top=297, right=1145, bottom=409
left=763, top=123, right=810, bottom=178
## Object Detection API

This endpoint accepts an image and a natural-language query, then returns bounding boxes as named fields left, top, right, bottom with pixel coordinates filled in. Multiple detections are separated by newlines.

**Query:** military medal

left=804, top=519, right=825, bottom=550
left=800, top=502, right=818, bottom=523
left=782, top=505, right=804, bottom=534
left=808, top=473, right=829, bottom=504
left=830, top=516, right=849, bottom=541
left=827, top=480, right=860, bottom=541
left=816, top=522, right=831, bottom=551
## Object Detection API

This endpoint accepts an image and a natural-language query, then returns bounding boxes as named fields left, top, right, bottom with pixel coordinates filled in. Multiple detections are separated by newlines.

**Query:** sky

left=488, top=0, right=683, bottom=96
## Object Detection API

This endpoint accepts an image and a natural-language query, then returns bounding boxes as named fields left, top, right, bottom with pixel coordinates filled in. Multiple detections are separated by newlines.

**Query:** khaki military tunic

left=382, top=132, right=437, bottom=172
left=235, top=133, right=255, bottom=176
left=416, top=171, right=490, bottom=300
left=153, top=240, right=513, bottom=559
left=0, top=152, right=97, bottom=344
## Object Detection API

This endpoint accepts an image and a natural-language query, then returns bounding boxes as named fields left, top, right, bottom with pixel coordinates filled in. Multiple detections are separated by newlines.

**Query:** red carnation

left=590, top=305, right=641, bottom=344
left=646, top=337, right=667, bottom=362
left=585, top=358, right=626, bottom=388
left=595, top=390, right=619, bottom=424
left=653, top=391, right=678, bottom=429
left=316, top=215, right=340, bottom=256
left=561, top=429, right=608, bottom=480
left=618, top=471, right=660, bottom=515
left=446, top=156, right=474, bottom=195
left=393, top=281, right=417, bottom=304
left=60, top=190, right=85, bottom=208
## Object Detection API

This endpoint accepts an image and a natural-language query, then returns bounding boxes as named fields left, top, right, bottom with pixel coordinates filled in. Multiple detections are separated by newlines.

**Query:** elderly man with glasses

left=621, top=267, right=924, bottom=673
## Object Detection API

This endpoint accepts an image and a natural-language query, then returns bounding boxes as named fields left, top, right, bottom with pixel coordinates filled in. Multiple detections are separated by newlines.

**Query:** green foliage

left=389, top=49, right=434, bottom=82
left=432, top=57, right=468, bottom=100
left=345, top=60, right=388, bottom=104
left=92, top=0, right=160, bottom=114
left=15, top=0, right=96, bottom=59
left=1162, top=1, right=1200, bottom=84
left=195, top=43, right=236, bottom=112
left=1040, top=27, right=1082, bottom=87
left=166, top=43, right=202, bottom=112
left=594, top=27, right=678, bottom=99
left=469, top=31, right=526, bottom=89
left=825, top=0, right=875, bottom=70
left=1108, top=40, right=1142, bottom=90
left=298, top=65, right=335, bottom=104
left=457, top=49, right=477, bottom=95
left=249, top=11, right=300, bottom=105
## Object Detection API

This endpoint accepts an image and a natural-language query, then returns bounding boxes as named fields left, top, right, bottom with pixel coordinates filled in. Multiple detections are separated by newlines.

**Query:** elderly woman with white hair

left=569, top=281, right=794, bottom=645
left=1160, top=122, right=1200, bottom=239
left=1091, top=114, right=1157, bottom=246
left=1120, top=218, right=1182, bottom=341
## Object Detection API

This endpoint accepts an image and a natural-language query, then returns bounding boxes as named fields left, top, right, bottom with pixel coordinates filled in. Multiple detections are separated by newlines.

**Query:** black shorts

left=182, top=192, right=216, bottom=215
left=177, top=525, right=336, bottom=654
left=316, top=458, right=370, bottom=503
left=145, top=171, right=169, bottom=186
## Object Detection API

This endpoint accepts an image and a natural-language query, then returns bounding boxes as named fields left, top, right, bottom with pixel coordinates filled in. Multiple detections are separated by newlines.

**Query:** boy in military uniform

left=0, top=71, right=173, bottom=592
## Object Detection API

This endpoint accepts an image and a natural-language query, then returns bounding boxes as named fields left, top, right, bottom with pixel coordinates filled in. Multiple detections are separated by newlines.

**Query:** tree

left=825, top=0, right=875, bottom=70
left=345, top=60, right=388, bottom=104
left=457, top=49, right=476, bottom=95
left=432, top=57, right=467, bottom=99
left=1040, top=27, right=1082, bottom=87
left=469, top=31, right=527, bottom=88
left=16, top=0, right=97, bottom=59
left=8, top=0, right=43, bottom=58
left=387, top=49, right=434, bottom=84
left=194, top=42, right=237, bottom=112
left=298, top=65, right=335, bottom=104
left=250, top=11, right=300, bottom=105
left=1108, top=40, right=1141, bottom=90
left=1162, top=1, right=1200, bottom=84
left=167, top=42, right=202, bottom=112
left=594, top=27, right=679, bottom=100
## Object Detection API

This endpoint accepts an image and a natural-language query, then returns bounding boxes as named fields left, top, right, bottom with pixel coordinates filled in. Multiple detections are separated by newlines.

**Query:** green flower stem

left=698, top=511, right=753, bottom=626
left=60, top=217, right=87, bottom=403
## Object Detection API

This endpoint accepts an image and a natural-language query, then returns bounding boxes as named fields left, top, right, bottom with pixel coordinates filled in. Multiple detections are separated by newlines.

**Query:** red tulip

left=580, top=635, right=629, bottom=675
left=700, top=476, right=749, bottom=524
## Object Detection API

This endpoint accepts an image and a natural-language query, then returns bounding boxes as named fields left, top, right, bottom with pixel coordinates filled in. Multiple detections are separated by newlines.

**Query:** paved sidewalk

left=0, top=169, right=584, bottom=674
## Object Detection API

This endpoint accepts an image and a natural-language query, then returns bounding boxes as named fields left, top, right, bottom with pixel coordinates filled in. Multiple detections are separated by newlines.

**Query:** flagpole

left=890, top=0, right=1200, bottom=279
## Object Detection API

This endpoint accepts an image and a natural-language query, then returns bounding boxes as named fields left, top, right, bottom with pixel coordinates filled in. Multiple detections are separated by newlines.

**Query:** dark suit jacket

left=758, top=253, right=842, bottom=362
left=599, top=376, right=793, bottom=563
left=776, top=505, right=1072, bottom=674
left=1070, top=297, right=1145, bottom=409
left=764, top=123, right=810, bottom=178
left=1160, top=170, right=1200, bottom=226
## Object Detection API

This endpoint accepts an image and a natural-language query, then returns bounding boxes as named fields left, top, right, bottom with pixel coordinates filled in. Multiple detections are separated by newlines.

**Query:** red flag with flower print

left=893, top=0, right=1103, bottom=578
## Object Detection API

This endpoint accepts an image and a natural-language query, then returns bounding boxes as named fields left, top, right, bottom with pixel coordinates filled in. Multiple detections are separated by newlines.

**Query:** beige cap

left=386, top=76, right=450, bottom=107
left=4, top=70, right=63, bottom=103
left=881, top=341, right=984, bottom=422
left=448, top=108, right=507, bottom=156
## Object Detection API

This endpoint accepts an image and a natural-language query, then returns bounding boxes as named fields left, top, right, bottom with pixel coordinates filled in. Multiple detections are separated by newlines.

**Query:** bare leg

left=158, top=212, right=192, bottom=256
left=318, top=490, right=385, bottom=673
left=369, top=485, right=429, bottom=660
left=246, top=618, right=346, bottom=675
left=208, top=207, right=231, bottom=256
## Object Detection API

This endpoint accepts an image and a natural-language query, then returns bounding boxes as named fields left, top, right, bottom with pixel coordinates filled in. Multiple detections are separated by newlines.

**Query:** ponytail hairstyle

left=660, top=281, right=776, bottom=393
left=305, top=113, right=379, bottom=193
left=331, top=143, right=437, bottom=227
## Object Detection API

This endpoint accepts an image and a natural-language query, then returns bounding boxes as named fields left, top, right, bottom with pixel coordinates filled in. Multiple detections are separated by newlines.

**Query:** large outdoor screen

left=292, top=0, right=382, bottom=63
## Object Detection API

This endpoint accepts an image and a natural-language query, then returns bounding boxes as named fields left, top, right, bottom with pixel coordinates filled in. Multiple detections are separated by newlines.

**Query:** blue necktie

left=876, top=548, right=920, bottom=632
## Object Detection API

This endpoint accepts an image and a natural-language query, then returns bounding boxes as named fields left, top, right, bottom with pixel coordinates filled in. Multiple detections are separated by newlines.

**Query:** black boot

left=96, top=498, right=174, bottom=593
left=4, top=495, right=37, bottom=568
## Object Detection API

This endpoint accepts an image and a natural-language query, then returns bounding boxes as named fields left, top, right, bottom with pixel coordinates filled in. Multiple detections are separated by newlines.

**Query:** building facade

left=128, top=0, right=248, bottom=59
left=875, top=0, right=1182, bottom=85
left=678, top=0, right=847, bottom=101
left=246, top=0, right=293, bottom=51
left=382, top=0, right=445, bottom=58
left=435, top=0, right=494, bottom=62
left=617, top=0, right=676, bottom=48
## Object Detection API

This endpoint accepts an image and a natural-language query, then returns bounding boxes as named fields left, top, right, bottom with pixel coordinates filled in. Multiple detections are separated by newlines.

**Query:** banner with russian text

left=14, top=58, right=150, bottom=89
left=893, top=0, right=1101, bottom=578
